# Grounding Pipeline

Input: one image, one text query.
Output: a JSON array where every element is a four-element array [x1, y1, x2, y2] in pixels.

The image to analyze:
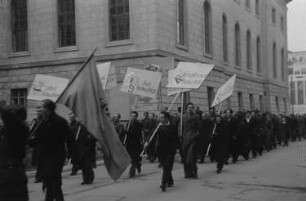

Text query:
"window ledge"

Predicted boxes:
[[105, 40, 133, 48], [176, 44, 188, 51], [203, 53, 213, 59], [223, 61, 229, 66], [245, 7, 251, 12], [235, 66, 242, 70], [9, 51, 30, 58], [256, 72, 262, 76], [55, 46, 78, 53], [247, 69, 252, 73]]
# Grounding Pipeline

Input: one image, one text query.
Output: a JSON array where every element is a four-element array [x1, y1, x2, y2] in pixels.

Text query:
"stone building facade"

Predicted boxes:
[[0, 0, 291, 120]]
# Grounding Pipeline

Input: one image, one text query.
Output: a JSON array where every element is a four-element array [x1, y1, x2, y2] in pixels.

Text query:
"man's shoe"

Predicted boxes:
[[167, 183, 174, 187], [34, 179, 42, 183], [216, 169, 222, 174], [81, 181, 93, 185], [70, 172, 77, 176], [160, 184, 166, 192], [136, 166, 141, 174]]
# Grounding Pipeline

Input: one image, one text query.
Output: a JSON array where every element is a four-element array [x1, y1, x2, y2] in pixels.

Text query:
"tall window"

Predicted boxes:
[[11, 0, 28, 52], [272, 8, 276, 24], [255, 0, 260, 16], [281, 48, 285, 81], [238, 92, 243, 111], [249, 94, 254, 110], [290, 79, 296, 105], [283, 98, 287, 114], [256, 36, 261, 72], [273, 42, 277, 78], [275, 96, 279, 113], [246, 0, 250, 9], [246, 30, 252, 70], [109, 0, 130, 41], [222, 14, 228, 62], [177, 0, 185, 46], [204, 1, 212, 54], [58, 0, 76, 47], [235, 23, 241, 66], [11, 89, 27, 108], [207, 87, 214, 109], [280, 16, 284, 32], [259, 95, 264, 112]]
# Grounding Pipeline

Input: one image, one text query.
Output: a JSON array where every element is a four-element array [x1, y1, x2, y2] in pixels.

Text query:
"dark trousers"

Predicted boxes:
[[45, 181, 64, 201], [161, 154, 174, 185], [35, 165, 42, 181], [82, 167, 94, 183]]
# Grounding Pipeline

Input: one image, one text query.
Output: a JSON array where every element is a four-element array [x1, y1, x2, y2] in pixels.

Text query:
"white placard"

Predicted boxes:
[[211, 74, 237, 107], [27, 74, 69, 102], [167, 62, 214, 89], [167, 69, 191, 96], [121, 68, 162, 99]]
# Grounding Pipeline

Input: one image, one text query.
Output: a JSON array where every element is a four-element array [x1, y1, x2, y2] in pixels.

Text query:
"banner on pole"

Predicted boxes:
[[27, 74, 69, 102], [167, 62, 214, 89], [211, 74, 237, 107], [96, 62, 117, 90], [167, 69, 191, 96], [121, 67, 162, 99]]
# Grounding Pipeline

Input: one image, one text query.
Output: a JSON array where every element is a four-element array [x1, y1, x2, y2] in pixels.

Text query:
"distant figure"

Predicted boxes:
[[113, 113, 125, 143], [69, 112, 97, 185], [0, 105, 29, 200]]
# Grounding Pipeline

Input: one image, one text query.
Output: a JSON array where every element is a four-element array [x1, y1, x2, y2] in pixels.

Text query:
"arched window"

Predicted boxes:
[[246, 30, 252, 70], [281, 48, 285, 81], [204, 0, 212, 54], [256, 36, 261, 72], [222, 14, 228, 62], [273, 42, 277, 78], [255, 0, 260, 16], [177, 0, 185, 45], [235, 23, 241, 66]]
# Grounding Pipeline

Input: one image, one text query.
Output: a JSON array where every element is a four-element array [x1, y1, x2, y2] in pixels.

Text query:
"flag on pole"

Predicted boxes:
[[211, 74, 236, 108], [57, 50, 131, 181]]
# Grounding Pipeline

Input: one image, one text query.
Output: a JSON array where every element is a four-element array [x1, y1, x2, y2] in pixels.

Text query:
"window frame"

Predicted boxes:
[[235, 22, 241, 67], [246, 30, 252, 70], [222, 14, 228, 63], [203, 0, 212, 56], [10, 88, 28, 108]]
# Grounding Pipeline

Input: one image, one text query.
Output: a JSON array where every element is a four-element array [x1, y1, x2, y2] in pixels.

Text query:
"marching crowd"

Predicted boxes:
[[0, 100, 305, 200]]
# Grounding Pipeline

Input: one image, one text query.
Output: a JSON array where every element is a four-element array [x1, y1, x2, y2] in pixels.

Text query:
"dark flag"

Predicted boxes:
[[57, 50, 131, 180]]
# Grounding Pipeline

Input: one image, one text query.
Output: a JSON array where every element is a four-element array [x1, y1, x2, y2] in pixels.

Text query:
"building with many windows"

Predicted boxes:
[[0, 0, 292, 120]]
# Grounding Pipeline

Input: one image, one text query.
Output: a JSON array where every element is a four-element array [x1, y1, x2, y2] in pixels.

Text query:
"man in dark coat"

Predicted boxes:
[[180, 103, 201, 179], [211, 115, 228, 173], [144, 113, 158, 163], [30, 106, 44, 183], [112, 113, 125, 143], [69, 112, 97, 185], [224, 109, 239, 163], [155, 112, 178, 192], [29, 99, 74, 201], [125, 111, 143, 178], [0, 105, 29, 201]]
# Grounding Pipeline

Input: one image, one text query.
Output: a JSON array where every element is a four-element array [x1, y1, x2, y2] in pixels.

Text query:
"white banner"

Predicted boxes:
[[27, 74, 70, 102], [167, 62, 214, 89], [167, 69, 191, 96], [121, 68, 162, 98], [96, 62, 117, 90], [211, 74, 237, 107]]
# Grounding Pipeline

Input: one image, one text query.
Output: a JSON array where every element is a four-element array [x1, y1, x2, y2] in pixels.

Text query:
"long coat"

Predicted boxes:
[[69, 121, 96, 169], [125, 120, 143, 162], [0, 114, 29, 200], [180, 114, 201, 165], [211, 121, 228, 162], [32, 112, 74, 186]]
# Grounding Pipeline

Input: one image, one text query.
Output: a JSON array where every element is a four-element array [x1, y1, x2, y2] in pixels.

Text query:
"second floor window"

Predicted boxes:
[[256, 36, 261, 72], [246, 30, 252, 70], [58, 0, 76, 47], [255, 0, 260, 16], [204, 0, 212, 54], [11, 0, 28, 52], [235, 23, 241, 66], [177, 0, 185, 46], [109, 0, 130, 41], [222, 14, 228, 62], [272, 8, 276, 24], [273, 42, 277, 78]]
